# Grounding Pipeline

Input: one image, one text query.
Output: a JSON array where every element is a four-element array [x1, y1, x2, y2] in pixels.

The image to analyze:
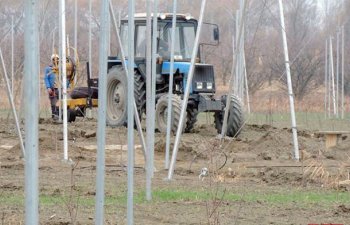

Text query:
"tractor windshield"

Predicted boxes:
[[120, 20, 197, 61]]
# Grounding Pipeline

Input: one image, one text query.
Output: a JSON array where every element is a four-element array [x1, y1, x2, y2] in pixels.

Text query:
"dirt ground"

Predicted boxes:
[[1, 117, 350, 225]]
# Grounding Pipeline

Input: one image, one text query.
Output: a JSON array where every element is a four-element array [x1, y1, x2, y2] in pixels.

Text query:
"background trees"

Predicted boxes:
[[0, 0, 349, 105]]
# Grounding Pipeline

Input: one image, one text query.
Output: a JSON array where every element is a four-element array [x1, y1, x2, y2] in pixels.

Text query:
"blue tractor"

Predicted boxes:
[[106, 13, 244, 137]]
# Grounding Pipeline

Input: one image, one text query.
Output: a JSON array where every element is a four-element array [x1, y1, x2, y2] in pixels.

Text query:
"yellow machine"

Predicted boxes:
[[56, 50, 99, 122]]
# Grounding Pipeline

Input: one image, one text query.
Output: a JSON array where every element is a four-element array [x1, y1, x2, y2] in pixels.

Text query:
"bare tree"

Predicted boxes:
[[257, 0, 324, 100]]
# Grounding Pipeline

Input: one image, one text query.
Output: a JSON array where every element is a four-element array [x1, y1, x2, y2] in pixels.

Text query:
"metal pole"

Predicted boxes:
[[229, 35, 236, 102], [24, 0, 39, 223], [330, 36, 337, 116], [11, 15, 14, 96], [165, 0, 178, 170], [278, 0, 299, 160], [168, 0, 207, 180], [238, 11, 243, 99], [60, 0, 69, 161], [52, 27, 57, 53], [229, 33, 236, 96], [150, 0, 158, 177], [328, 37, 331, 117], [325, 39, 328, 118], [94, 0, 109, 223], [341, 25, 345, 119], [107, 9, 111, 56], [233, 11, 240, 96], [108, 0, 147, 162], [241, 31, 245, 99], [0, 49, 25, 157], [58, 1, 62, 123], [221, 0, 247, 138], [67, 35, 70, 57], [127, 0, 135, 223], [86, 0, 93, 119], [336, 29, 340, 117], [240, 5, 245, 100], [74, 0, 78, 85], [145, 0, 153, 201], [118, 10, 121, 28], [89, 0, 92, 77], [243, 47, 250, 113]]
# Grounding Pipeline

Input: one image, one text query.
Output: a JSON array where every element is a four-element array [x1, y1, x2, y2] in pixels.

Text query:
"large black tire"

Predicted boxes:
[[185, 107, 198, 133], [106, 66, 146, 127], [67, 109, 76, 122], [155, 94, 186, 134], [214, 95, 244, 137], [57, 108, 76, 122], [134, 71, 146, 116], [106, 66, 128, 127], [71, 87, 98, 99]]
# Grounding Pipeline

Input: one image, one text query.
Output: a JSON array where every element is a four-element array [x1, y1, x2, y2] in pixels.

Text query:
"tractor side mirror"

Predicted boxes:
[[213, 27, 219, 41], [202, 22, 220, 46]]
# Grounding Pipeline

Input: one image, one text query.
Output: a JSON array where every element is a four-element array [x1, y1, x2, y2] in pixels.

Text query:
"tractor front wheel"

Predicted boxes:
[[155, 94, 186, 134], [214, 95, 244, 137], [185, 106, 198, 133]]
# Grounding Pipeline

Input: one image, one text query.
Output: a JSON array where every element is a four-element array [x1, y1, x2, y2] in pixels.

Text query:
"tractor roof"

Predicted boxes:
[[124, 13, 196, 21]]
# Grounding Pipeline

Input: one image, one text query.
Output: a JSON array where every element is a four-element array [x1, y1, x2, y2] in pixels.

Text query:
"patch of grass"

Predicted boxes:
[[148, 189, 350, 206], [138, 189, 211, 203], [235, 191, 350, 206], [244, 112, 350, 131], [1, 189, 349, 207]]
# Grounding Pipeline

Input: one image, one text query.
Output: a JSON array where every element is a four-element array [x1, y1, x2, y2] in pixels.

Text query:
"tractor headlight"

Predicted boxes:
[[206, 82, 213, 90], [185, 14, 192, 20], [174, 55, 183, 60], [196, 82, 203, 89], [160, 14, 166, 20]]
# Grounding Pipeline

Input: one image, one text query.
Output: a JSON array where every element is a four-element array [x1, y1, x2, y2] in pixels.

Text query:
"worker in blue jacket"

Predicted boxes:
[[44, 54, 60, 120]]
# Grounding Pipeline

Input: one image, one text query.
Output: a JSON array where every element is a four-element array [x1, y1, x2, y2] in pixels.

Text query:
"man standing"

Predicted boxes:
[[44, 54, 60, 120]]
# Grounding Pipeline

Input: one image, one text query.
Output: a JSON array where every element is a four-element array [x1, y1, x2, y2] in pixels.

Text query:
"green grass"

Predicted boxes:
[[247, 112, 350, 131], [2, 188, 349, 207]]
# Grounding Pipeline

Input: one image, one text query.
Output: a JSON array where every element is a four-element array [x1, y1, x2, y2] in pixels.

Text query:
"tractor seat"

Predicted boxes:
[[70, 87, 98, 99]]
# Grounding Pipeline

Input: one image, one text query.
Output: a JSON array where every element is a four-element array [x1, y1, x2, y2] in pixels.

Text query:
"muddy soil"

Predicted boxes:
[[1, 118, 350, 224]]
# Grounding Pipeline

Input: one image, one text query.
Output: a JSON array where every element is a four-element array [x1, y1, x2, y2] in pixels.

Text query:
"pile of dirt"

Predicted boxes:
[[256, 167, 303, 185], [154, 132, 211, 160], [334, 205, 350, 216], [223, 125, 328, 162], [3, 119, 350, 188]]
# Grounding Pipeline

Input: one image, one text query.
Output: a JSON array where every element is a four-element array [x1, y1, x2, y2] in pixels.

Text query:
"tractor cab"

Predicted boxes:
[[120, 13, 199, 62], [109, 13, 219, 97]]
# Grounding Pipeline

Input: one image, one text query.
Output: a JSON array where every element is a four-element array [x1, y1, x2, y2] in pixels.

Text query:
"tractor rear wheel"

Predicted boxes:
[[106, 66, 128, 127], [214, 95, 244, 137], [185, 107, 198, 133], [155, 94, 186, 134], [106, 66, 146, 127]]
